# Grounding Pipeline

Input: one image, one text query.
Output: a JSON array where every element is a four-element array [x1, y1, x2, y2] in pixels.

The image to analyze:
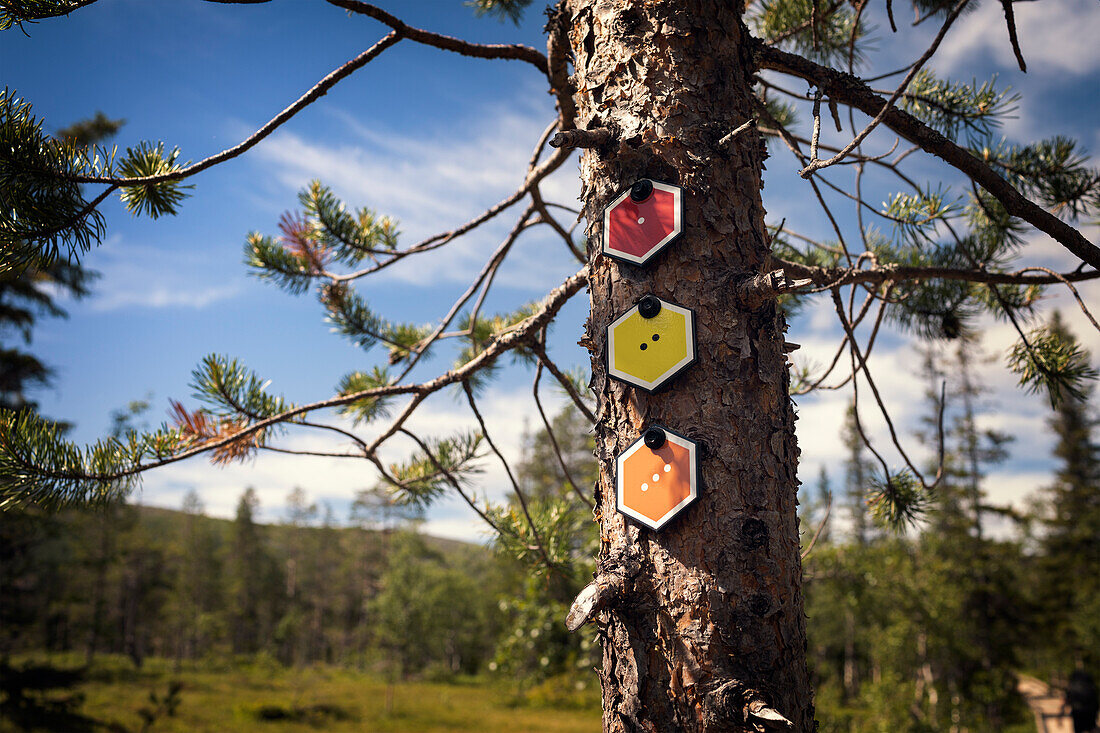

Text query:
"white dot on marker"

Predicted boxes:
[[664, 464, 672, 473], [652, 473, 660, 482], [641, 483, 649, 492], [637, 217, 645, 224]]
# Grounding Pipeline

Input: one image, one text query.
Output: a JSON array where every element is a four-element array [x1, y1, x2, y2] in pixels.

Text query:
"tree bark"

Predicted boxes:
[[565, 1, 814, 730]]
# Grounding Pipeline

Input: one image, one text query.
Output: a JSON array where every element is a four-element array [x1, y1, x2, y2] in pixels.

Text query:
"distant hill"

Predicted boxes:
[[130, 502, 485, 558]]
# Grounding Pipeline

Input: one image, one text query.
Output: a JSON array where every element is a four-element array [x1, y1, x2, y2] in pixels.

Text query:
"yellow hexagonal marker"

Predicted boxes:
[[607, 296, 696, 392]]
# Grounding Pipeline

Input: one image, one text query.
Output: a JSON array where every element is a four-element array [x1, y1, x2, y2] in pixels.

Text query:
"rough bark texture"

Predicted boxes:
[[564, 1, 814, 730]]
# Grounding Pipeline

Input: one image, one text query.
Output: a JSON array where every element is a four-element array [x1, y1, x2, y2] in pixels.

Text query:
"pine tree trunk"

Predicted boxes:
[[565, 1, 814, 729]]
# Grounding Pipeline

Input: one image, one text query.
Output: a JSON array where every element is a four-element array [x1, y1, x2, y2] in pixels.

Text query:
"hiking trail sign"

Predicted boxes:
[[616, 426, 698, 531], [602, 179, 683, 266], [606, 295, 696, 392]]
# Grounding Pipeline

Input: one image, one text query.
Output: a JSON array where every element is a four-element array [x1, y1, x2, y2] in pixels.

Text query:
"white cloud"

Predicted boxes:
[[79, 235, 242, 312], [936, 0, 1100, 76], [91, 284, 241, 311], [983, 470, 1049, 508]]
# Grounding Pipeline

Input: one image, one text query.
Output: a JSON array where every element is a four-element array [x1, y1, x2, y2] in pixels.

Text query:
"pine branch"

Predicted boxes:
[[755, 42, 1100, 270], [1008, 326, 1099, 408], [5, 34, 402, 270], [0, 91, 109, 269], [892, 71, 1017, 141], [335, 367, 394, 425], [771, 256, 1099, 290], [0, 0, 98, 30], [189, 354, 292, 422], [466, 0, 533, 25], [752, 0, 863, 66], [387, 429, 484, 509], [71, 32, 401, 189], [324, 0, 547, 74], [868, 469, 929, 529], [116, 142, 193, 218], [0, 409, 183, 511], [0, 265, 588, 501]]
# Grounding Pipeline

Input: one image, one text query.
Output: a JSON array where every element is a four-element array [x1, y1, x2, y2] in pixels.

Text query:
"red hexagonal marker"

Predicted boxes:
[[602, 179, 683, 266], [616, 426, 698, 531]]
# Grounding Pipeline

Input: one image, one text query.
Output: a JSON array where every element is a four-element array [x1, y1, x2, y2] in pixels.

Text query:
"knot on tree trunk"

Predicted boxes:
[[549, 127, 612, 150], [703, 678, 795, 731], [565, 550, 642, 631], [734, 269, 813, 309]]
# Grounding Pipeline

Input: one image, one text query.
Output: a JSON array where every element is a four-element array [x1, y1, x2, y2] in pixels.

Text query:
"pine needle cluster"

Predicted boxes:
[[751, 0, 866, 66], [1, 92, 190, 271], [384, 432, 483, 508]]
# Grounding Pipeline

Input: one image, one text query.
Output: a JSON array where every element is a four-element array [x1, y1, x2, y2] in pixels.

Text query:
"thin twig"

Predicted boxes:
[[527, 339, 597, 425], [334, 147, 570, 285], [74, 33, 401, 187], [1015, 267, 1100, 334], [462, 381, 555, 570], [399, 428, 516, 540], [801, 490, 832, 560], [998, 0, 1027, 72], [832, 289, 940, 488], [720, 118, 757, 147], [799, 0, 971, 177], [259, 445, 363, 459], [325, 0, 547, 73], [395, 204, 538, 383], [533, 330, 594, 509], [753, 96, 854, 264], [532, 186, 585, 263]]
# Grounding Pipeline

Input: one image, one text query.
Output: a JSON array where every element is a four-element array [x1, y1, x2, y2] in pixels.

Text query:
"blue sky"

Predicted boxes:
[[4, 0, 1098, 539]]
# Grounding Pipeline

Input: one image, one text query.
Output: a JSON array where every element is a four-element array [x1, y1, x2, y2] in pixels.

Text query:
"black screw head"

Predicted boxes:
[[630, 179, 653, 202], [638, 295, 661, 319], [643, 427, 666, 450]]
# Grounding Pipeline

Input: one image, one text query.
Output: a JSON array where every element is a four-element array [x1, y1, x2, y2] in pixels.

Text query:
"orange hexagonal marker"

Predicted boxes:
[[616, 426, 698, 531], [602, 179, 683, 266], [607, 295, 697, 392]]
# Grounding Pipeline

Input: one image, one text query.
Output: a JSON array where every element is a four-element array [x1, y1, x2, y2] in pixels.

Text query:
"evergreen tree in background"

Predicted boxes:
[[1038, 312, 1100, 673], [494, 404, 598, 685], [0, 114, 118, 414], [841, 403, 873, 546], [168, 490, 225, 664], [2, 0, 1099, 727], [228, 488, 279, 656]]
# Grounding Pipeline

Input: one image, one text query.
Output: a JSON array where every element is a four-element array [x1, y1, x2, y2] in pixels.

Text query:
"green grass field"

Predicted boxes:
[[1, 655, 601, 732]]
